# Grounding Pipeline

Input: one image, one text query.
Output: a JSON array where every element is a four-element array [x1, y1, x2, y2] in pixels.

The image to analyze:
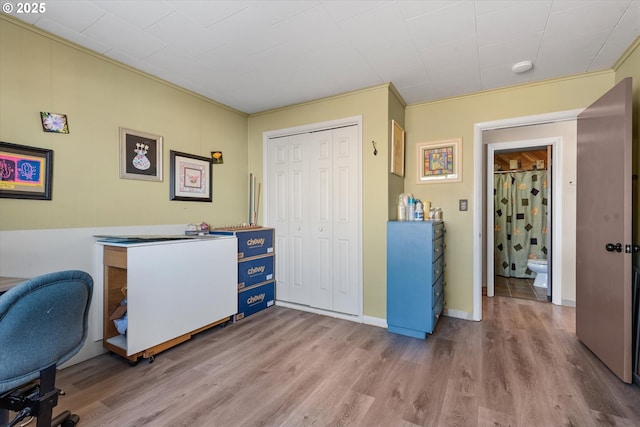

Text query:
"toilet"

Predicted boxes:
[[527, 259, 548, 288]]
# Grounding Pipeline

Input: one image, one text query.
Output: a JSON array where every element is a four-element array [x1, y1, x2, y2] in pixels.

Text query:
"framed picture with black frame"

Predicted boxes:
[[169, 150, 213, 202], [119, 127, 163, 182], [0, 141, 53, 200]]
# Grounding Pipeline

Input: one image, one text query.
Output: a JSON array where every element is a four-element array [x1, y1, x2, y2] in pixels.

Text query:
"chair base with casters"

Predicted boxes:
[[0, 270, 93, 427], [0, 364, 79, 427]]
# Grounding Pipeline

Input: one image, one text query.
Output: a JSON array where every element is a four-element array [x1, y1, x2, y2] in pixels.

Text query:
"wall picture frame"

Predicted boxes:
[[390, 120, 405, 177], [170, 150, 212, 202], [0, 141, 53, 200], [119, 127, 163, 182], [417, 138, 462, 184], [40, 112, 69, 134]]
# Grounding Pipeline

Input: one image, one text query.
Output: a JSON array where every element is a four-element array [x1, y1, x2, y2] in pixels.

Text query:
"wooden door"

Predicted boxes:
[[576, 77, 633, 383]]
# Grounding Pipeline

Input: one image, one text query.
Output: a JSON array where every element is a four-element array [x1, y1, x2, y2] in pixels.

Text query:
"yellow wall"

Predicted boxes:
[[4, 12, 638, 320], [248, 85, 391, 318], [0, 16, 249, 230], [388, 85, 406, 220], [405, 72, 615, 314]]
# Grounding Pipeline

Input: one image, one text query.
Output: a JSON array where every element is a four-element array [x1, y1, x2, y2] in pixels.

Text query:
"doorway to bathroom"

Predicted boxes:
[[491, 146, 551, 303], [485, 135, 563, 304]]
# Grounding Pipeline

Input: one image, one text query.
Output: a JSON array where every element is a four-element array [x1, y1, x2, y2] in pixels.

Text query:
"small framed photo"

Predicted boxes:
[[390, 120, 405, 177], [119, 127, 163, 182], [211, 151, 223, 164], [170, 150, 212, 202], [417, 138, 462, 184], [40, 112, 69, 134], [0, 141, 53, 200]]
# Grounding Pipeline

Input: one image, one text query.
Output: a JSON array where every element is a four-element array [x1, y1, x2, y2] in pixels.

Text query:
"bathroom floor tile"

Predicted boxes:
[[495, 276, 548, 303]]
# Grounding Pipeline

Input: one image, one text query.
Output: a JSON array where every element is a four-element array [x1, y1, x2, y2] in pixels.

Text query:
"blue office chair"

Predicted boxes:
[[0, 270, 93, 427]]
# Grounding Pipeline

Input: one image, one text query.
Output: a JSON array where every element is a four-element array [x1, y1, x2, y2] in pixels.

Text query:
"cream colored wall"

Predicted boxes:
[[405, 72, 615, 314], [0, 16, 249, 231], [388, 86, 406, 220], [248, 85, 390, 319], [484, 121, 577, 302]]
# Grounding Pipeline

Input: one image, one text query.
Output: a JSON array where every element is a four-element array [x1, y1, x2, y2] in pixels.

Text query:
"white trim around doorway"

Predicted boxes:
[[472, 109, 583, 321], [486, 137, 560, 303]]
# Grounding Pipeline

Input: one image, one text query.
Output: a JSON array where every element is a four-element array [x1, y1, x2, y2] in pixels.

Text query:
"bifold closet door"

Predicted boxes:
[[267, 134, 311, 307], [268, 125, 359, 315], [307, 127, 359, 314]]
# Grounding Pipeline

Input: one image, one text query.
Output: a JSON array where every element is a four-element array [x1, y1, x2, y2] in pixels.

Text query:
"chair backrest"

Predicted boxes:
[[0, 270, 93, 393]]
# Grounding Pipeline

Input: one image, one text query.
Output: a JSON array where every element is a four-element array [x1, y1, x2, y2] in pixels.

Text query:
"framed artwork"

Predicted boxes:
[[211, 151, 224, 164], [40, 112, 69, 134], [170, 150, 212, 202], [390, 120, 405, 177], [416, 138, 462, 184], [119, 127, 163, 181], [0, 141, 53, 200]]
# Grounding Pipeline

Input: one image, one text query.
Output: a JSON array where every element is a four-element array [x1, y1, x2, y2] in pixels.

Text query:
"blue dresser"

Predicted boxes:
[[387, 220, 445, 339]]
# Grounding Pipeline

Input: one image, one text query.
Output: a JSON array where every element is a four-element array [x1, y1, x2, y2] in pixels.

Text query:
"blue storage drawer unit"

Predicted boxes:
[[235, 281, 275, 321], [238, 255, 274, 289], [387, 220, 445, 339]]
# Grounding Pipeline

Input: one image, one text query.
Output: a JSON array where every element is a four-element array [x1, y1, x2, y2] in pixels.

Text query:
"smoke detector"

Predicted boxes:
[[512, 60, 534, 73]]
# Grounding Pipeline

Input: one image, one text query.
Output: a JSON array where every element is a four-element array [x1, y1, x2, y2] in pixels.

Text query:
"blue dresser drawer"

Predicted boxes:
[[433, 293, 444, 329], [433, 255, 444, 282], [433, 276, 444, 308], [433, 236, 444, 261]]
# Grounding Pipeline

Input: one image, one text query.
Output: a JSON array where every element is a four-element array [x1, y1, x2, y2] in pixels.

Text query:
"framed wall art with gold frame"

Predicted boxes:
[[390, 120, 405, 177]]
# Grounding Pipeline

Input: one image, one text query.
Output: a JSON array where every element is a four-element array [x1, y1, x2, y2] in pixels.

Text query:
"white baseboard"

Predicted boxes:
[[561, 299, 576, 307], [362, 315, 387, 329], [443, 308, 475, 320], [275, 301, 386, 328]]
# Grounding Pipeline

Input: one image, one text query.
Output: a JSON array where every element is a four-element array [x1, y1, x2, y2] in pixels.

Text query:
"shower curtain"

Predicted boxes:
[[494, 171, 548, 278]]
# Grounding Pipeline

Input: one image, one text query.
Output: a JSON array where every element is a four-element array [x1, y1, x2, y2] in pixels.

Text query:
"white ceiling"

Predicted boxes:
[[7, 0, 640, 114]]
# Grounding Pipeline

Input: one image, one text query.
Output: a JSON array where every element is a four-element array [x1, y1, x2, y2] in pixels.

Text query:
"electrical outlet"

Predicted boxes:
[[459, 199, 468, 211]]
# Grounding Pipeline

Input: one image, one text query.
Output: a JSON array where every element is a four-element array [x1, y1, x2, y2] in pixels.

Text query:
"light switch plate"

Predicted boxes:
[[459, 199, 468, 211]]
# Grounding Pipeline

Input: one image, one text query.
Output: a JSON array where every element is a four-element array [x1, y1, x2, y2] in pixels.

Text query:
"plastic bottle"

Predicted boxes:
[[407, 197, 415, 221], [415, 200, 424, 221], [397, 195, 406, 221]]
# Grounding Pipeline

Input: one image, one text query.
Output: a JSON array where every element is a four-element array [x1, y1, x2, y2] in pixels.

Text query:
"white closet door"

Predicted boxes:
[[308, 129, 334, 310], [288, 134, 311, 306], [330, 126, 360, 315], [267, 123, 360, 316], [267, 137, 291, 302]]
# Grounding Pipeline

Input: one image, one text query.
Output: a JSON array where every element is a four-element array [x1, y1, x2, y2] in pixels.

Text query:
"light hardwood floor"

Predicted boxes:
[[44, 297, 640, 426]]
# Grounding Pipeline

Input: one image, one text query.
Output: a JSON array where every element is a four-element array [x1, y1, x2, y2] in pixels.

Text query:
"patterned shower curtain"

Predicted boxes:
[[494, 171, 548, 278]]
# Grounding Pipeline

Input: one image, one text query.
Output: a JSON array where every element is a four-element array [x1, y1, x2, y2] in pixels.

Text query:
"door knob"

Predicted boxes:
[[605, 243, 622, 253]]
